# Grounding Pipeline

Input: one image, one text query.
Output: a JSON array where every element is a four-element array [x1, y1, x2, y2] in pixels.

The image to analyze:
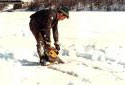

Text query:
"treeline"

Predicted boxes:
[[28, 0, 125, 11], [1, 0, 125, 11]]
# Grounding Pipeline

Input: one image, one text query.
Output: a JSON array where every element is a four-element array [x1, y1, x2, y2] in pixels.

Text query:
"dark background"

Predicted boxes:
[[0, 0, 125, 11]]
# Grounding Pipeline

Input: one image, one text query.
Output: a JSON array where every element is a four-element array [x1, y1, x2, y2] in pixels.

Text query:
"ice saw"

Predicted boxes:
[[44, 47, 64, 64]]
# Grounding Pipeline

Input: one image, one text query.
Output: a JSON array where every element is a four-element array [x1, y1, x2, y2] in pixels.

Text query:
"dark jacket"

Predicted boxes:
[[30, 9, 59, 43]]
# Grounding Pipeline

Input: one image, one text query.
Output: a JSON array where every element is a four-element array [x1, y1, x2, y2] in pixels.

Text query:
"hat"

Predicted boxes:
[[59, 6, 69, 18]]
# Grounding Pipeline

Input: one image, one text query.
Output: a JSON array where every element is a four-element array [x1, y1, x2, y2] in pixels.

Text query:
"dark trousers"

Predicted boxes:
[[29, 19, 46, 60]]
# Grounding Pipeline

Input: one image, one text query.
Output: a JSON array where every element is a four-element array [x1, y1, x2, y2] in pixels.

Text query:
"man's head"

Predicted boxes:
[[57, 6, 69, 20]]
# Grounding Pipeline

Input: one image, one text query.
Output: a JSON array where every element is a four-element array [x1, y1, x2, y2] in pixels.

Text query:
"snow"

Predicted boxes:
[[0, 11, 125, 85]]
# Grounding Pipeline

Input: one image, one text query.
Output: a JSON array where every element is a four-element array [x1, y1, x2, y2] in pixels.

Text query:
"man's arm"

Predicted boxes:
[[52, 22, 60, 50], [52, 22, 59, 43]]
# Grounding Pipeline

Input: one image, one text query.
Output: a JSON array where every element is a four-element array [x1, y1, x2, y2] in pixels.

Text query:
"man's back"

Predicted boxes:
[[30, 9, 51, 19], [30, 9, 57, 30]]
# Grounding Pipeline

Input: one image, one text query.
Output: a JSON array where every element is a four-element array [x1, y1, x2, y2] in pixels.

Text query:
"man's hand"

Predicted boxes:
[[54, 42, 60, 51]]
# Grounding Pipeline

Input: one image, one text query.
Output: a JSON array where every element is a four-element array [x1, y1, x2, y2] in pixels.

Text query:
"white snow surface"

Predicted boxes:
[[0, 11, 125, 85]]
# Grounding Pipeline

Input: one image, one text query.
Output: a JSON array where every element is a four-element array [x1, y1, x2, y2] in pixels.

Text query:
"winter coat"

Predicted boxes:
[[29, 9, 59, 43]]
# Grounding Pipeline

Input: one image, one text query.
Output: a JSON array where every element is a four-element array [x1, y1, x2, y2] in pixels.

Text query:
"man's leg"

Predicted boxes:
[[36, 33, 45, 61], [34, 32, 50, 65], [29, 20, 45, 62]]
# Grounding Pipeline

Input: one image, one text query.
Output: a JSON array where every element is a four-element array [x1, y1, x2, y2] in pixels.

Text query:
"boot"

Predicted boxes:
[[40, 59, 51, 66], [36, 43, 45, 61]]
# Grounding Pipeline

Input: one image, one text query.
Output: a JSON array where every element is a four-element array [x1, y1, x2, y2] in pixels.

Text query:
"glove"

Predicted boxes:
[[54, 42, 60, 51]]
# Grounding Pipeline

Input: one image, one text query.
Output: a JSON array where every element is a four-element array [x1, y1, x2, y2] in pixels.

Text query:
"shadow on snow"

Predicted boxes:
[[18, 59, 41, 66]]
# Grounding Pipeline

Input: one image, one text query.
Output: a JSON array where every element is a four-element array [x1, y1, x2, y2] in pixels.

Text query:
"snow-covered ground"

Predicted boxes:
[[0, 11, 125, 85]]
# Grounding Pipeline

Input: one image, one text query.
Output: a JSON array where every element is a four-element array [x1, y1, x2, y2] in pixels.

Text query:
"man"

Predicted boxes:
[[29, 7, 69, 65]]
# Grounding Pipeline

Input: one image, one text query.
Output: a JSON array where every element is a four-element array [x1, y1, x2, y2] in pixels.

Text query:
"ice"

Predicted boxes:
[[0, 11, 125, 85]]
